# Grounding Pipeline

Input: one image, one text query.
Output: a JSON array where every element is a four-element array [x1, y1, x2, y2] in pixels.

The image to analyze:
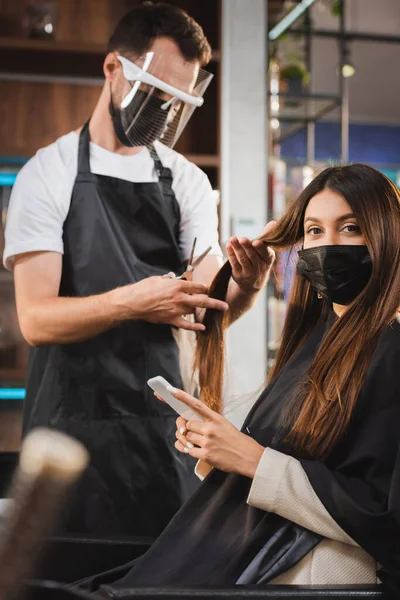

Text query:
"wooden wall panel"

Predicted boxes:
[[0, 0, 219, 49], [0, 81, 101, 156], [0, 0, 24, 36], [56, 0, 110, 44], [0, 0, 141, 44], [0, 409, 22, 451]]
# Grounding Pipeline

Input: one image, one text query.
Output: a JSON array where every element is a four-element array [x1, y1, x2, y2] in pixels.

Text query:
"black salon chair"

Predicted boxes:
[[35, 535, 153, 583], [0, 451, 19, 497], [31, 537, 390, 599], [0, 455, 392, 599], [25, 582, 388, 600]]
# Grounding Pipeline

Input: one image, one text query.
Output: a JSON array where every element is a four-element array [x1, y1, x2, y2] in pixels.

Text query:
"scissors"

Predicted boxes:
[[166, 238, 212, 281]]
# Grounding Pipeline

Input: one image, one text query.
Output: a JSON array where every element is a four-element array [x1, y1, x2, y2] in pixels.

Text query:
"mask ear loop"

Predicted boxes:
[[109, 81, 116, 117], [109, 78, 135, 114]]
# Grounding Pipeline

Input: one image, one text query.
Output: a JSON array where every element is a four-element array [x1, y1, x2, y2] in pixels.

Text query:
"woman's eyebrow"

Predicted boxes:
[[304, 213, 356, 225], [336, 213, 356, 222], [304, 216, 322, 225]]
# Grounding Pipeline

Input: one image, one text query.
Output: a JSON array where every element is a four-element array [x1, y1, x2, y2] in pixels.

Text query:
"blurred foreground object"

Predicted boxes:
[[0, 429, 89, 600]]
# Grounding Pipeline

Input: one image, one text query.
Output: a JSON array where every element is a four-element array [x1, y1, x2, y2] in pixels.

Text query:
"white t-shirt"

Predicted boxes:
[[3, 132, 222, 270]]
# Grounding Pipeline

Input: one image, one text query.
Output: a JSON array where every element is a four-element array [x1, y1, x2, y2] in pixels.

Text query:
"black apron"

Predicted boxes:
[[23, 122, 199, 538]]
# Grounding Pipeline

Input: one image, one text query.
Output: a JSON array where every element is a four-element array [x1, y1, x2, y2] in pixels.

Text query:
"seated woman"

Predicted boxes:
[[81, 163, 400, 595]]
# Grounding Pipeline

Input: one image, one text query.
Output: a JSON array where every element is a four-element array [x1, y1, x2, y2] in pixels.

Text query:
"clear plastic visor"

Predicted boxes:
[[116, 52, 213, 148]]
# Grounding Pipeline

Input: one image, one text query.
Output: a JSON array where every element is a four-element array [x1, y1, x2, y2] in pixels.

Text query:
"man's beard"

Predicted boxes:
[[109, 86, 169, 148]]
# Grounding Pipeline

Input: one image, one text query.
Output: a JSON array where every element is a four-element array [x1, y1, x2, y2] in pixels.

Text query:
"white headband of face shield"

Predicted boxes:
[[117, 55, 205, 110]]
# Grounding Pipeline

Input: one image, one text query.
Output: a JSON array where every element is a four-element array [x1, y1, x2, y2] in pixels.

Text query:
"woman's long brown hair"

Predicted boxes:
[[195, 164, 400, 459]]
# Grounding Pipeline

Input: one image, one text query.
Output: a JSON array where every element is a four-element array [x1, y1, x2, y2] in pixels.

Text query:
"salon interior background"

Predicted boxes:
[[0, 0, 399, 451]]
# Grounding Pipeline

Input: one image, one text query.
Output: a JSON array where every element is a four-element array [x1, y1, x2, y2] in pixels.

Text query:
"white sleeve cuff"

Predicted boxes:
[[247, 447, 358, 546], [247, 447, 289, 513], [194, 460, 213, 481], [3, 240, 64, 270]]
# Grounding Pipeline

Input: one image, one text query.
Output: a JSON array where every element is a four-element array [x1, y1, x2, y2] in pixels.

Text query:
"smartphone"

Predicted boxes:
[[147, 376, 203, 421]]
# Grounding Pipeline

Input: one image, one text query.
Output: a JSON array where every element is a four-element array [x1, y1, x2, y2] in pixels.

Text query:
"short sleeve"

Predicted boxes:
[[169, 159, 223, 261], [3, 147, 71, 270]]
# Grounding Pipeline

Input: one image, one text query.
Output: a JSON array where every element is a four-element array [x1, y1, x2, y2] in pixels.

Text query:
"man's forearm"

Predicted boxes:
[[18, 288, 130, 347], [17, 275, 226, 346]]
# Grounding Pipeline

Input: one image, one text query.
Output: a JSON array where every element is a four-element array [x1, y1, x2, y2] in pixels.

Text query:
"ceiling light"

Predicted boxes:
[[268, 0, 318, 41], [271, 99, 280, 113], [341, 62, 356, 78]]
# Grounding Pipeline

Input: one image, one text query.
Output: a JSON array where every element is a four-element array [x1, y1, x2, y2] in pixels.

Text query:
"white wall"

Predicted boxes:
[[220, 0, 268, 400]]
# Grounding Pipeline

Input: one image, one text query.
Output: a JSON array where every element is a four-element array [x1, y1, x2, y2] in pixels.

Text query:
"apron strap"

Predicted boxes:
[[148, 144, 181, 247], [148, 144, 174, 202], [77, 121, 92, 174]]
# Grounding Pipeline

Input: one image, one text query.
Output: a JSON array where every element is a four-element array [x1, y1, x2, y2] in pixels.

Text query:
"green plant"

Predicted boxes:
[[280, 61, 310, 84], [331, 0, 342, 17]]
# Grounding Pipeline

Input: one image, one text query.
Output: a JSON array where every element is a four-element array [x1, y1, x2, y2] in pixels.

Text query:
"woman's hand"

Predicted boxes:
[[169, 387, 265, 479], [226, 221, 277, 295]]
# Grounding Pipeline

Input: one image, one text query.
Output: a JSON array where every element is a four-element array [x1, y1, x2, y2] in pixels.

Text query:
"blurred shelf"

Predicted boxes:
[[0, 37, 105, 53], [184, 154, 220, 167], [0, 37, 221, 60], [269, 92, 341, 143], [0, 71, 104, 86], [0, 369, 26, 380], [269, 92, 340, 121], [0, 37, 220, 81]]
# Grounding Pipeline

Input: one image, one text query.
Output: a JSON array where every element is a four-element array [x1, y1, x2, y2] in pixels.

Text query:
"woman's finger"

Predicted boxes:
[[263, 220, 278, 236], [175, 428, 189, 447], [226, 242, 241, 270], [186, 419, 208, 434], [165, 386, 219, 422], [175, 440, 203, 461], [175, 440, 188, 454], [175, 428, 205, 451], [239, 242, 262, 267], [176, 416, 187, 435], [252, 240, 276, 265], [185, 431, 204, 447], [230, 237, 252, 268]]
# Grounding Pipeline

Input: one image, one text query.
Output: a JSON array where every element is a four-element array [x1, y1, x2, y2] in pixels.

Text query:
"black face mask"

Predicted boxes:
[[109, 88, 169, 147], [296, 245, 372, 305]]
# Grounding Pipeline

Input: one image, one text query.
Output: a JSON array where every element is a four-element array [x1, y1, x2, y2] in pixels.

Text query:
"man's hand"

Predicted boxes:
[[111, 276, 229, 332], [226, 221, 276, 295], [13, 251, 228, 346]]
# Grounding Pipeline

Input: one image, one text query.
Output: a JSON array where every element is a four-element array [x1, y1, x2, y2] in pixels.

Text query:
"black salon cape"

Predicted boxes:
[[80, 314, 400, 595]]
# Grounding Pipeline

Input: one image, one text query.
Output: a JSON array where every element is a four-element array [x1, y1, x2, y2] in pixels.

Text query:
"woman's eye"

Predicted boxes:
[[307, 226, 322, 235], [342, 224, 361, 234]]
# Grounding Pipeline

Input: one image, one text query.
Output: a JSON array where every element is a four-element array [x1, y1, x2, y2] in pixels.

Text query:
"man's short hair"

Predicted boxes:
[[108, 1, 212, 67]]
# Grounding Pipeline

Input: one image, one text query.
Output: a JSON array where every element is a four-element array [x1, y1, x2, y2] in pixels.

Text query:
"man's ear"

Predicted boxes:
[[103, 52, 121, 81]]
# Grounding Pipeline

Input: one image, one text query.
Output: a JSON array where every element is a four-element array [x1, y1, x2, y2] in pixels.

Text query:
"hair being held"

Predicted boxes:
[[195, 164, 400, 459]]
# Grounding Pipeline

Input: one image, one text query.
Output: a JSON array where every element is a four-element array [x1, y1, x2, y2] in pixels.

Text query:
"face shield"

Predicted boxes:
[[114, 53, 213, 148]]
